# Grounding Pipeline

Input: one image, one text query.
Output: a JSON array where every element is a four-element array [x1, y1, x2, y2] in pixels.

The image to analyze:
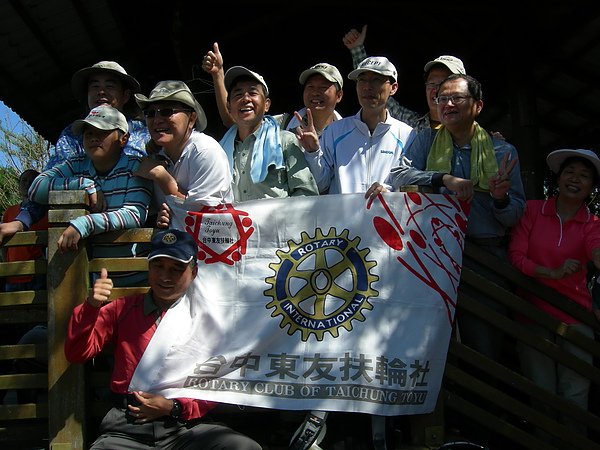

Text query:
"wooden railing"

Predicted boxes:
[[0, 191, 599, 449]]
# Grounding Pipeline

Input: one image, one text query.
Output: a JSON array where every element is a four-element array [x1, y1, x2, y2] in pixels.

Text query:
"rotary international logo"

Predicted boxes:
[[264, 227, 379, 341]]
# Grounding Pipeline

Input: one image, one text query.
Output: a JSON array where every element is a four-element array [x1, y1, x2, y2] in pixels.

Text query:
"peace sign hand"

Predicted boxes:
[[489, 152, 518, 200], [294, 108, 319, 152]]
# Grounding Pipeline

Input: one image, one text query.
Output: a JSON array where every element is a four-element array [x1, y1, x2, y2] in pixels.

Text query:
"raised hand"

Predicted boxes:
[[88, 268, 113, 307], [294, 108, 319, 152], [489, 152, 518, 200], [342, 24, 368, 50], [202, 42, 224, 75]]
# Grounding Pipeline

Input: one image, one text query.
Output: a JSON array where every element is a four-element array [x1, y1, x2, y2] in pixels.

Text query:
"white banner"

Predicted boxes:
[[130, 192, 468, 416]]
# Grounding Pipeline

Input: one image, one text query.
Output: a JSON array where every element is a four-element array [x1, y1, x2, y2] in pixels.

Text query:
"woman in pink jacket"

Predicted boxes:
[[508, 148, 600, 438]]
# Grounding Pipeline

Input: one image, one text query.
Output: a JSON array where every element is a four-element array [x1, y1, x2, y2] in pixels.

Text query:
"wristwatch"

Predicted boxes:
[[170, 398, 182, 419]]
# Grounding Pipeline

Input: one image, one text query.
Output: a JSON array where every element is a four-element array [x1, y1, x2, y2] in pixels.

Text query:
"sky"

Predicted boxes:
[[0, 100, 36, 167]]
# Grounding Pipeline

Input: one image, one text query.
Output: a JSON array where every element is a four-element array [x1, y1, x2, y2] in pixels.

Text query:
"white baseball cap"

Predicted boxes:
[[348, 56, 398, 82], [423, 55, 466, 75]]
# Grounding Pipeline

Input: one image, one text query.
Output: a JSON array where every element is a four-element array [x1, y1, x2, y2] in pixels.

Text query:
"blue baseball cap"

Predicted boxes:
[[148, 229, 198, 263]]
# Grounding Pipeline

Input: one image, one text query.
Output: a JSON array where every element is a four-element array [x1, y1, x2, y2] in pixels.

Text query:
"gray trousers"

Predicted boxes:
[[517, 322, 593, 437], [90, 406, 262, 450]]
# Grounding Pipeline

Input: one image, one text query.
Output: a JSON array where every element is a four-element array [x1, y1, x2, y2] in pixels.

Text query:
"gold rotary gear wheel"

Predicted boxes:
[[264, 227, 379, 341]]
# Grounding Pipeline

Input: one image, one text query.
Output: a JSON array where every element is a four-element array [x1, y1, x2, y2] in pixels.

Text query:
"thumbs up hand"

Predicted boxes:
[[88, 268, 113, 308]]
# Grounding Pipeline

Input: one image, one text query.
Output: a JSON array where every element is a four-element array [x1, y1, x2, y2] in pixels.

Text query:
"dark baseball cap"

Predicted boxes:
[[148, 229, 198, 264]]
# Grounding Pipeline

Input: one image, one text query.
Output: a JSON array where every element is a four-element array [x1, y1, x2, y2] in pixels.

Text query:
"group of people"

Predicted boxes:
[[0, 23, 599, 449]]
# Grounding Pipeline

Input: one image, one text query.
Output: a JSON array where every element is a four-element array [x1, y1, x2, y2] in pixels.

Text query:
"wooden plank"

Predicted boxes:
[[48, 209, 88, 223], [463, 242, 600, 330], [47, 224, 87, 448], [0, 259, 47, 277], [88, 257, 148, 272], [458, 273, 600, 358], [0, 230, 48, 247], [0, 343, 46, 361], [0, 420, 48, 441], [458, 292, 600, 379], [0, 290, 46, 307], [0, 310, 46, 324], [0, 402, 48, 420], [49, 190, 88, 206], [444, 364, 600, 450], [0, 373, 46, 390], [109, 286, 149, 299], [92, 227, 154, 244], [448, 340, 600, 434], [443, 389, 559, 450]]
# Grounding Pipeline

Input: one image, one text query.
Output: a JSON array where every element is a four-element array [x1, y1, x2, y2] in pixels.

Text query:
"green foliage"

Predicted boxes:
[[0, 110, 51, 216], [0, 166, 20, 216]]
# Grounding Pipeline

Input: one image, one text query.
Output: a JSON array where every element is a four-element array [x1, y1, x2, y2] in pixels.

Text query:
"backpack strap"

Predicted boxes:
[[289, 410, 328, 450], [371, 415, 388, 450]]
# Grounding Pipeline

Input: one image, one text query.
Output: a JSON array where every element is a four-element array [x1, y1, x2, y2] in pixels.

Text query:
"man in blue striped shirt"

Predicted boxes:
[[28, 105, 153, 286]]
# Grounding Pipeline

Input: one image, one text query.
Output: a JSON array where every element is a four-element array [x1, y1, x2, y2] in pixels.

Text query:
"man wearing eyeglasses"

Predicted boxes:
[[133, 80, 234, 212], [343, 25, 466, 132], [366, 74, 526, 363]]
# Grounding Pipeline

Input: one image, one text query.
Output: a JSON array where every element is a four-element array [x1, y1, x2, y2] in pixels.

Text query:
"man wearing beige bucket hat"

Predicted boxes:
[[134, 80, 233, 212], [0, 61, 152, 243], [50, 60, 150, 170]]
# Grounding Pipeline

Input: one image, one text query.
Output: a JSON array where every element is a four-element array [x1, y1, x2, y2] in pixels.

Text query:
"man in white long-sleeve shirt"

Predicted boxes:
[[292, 56, 414, 450], [295, 56, 414, 194]]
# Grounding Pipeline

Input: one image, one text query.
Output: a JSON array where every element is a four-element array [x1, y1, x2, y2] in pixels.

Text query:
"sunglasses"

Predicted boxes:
[[143, 108, 193, 119]]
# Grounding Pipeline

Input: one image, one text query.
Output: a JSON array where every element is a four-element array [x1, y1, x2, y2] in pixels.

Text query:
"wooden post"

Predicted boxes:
[[46, 191, 90, 449]]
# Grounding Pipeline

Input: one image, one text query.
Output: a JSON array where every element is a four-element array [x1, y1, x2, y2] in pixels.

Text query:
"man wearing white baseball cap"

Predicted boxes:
[[296, 55, 414, 195], [28, 104, 153, 283], [343, 25, 466, 132], [279, 62, 344, 136]]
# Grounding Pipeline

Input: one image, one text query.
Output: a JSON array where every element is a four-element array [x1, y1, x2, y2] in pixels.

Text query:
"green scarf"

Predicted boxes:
[[426, 122, 498, 191]]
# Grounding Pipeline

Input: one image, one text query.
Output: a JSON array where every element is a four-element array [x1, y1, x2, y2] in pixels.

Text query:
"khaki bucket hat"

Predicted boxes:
[[134, 80, 208, 132]]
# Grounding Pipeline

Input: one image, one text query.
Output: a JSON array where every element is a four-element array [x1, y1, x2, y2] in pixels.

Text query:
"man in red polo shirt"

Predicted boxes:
[[65, 229, 261, 449]]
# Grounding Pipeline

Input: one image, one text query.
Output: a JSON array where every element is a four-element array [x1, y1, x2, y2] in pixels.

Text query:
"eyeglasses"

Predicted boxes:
[[143, 108, 193, 118], [434, 95, 471, 105]]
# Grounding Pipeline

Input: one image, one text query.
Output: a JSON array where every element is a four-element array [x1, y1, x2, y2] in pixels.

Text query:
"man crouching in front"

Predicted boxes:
[[65, 228, 262, 449]]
